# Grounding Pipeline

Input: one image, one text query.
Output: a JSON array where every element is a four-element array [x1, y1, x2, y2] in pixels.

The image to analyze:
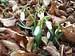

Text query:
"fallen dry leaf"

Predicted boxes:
[[0, 17, 16, 27], [26, 36, 34, 52], [0, 40, 20, 51], [49, 0, 57, 15], [18, 0, 27, 5], [43, 46, 60, 56], [0, 28, 28, 48], [10, 50, 38, 56], [0, 42, 8, 56], [62, 23, 75, 42], [25, 16, 34, 26]]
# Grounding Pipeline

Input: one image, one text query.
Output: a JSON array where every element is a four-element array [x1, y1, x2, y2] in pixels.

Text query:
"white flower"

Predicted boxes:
[[46, 21, 52, 30], [34, 26, 41, 36], [38, 12, 44, 19], [47, 31, 51, 39], [43, 0, 51, 7], [20, 12, 25, 21]]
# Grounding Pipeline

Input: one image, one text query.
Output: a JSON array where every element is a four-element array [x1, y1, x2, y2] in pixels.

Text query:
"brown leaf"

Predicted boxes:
[[43, 46, 60, 56], [0, 28, 28, 48], [31, 0, 38, 5], [62, 24, 75, 42], [25, 16, 33, 26], [26, 36, 34, 52], [18, 0, 27, 5], [8, 26, 22, 33], [0, 42, 8, 56], [49, 0, 57, 15], [0, 40, 20, 51], [0, 17, 16, 27], [56, 10, 67, 17], [66, 15, 75, 24], [10, 50, 38, 56], [50, 15, 66, 23]]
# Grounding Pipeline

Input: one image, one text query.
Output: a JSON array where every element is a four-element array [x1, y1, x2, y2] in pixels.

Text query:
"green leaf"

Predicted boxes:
[[17, 20, 31, 29], [34, 26, 42, 48], [33, 14, 36, 32], [44, 16, 50, 21], [0, 0, 8, 6], [35, 33, 42, 47], [33, 17, 44, 48], [48, 29, 54, 42]]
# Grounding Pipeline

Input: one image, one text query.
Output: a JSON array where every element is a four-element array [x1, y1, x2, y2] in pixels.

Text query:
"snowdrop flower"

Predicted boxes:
[[38, 12, 44, 19], [46, 21, 52, 30], [34, 26, 41, 36], [47, 31, 51, 39], [20, 12, 25, 21]]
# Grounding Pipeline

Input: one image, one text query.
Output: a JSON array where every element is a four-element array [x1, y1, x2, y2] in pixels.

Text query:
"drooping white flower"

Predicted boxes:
[[34, 26, 41, 36], [38, 12, 44, 19], [46, 21, 52, 30], [47, 31, 51, 39], [20, 12, 25, 21]]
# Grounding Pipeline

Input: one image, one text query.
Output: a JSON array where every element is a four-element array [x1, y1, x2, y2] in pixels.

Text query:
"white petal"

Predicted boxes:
[[34, 26, 41, 36], [20, 12, 25, 21], [46, 21, 52, 30], [38, 13, 44, 19], [47, 31, 50, 39]]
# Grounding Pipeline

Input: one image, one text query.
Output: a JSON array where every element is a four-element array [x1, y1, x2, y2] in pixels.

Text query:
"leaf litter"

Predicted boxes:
[[0, 0, 75, 56]]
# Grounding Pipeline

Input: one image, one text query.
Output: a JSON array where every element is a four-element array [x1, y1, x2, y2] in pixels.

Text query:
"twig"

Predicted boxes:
[[60, 44, 64, 56]]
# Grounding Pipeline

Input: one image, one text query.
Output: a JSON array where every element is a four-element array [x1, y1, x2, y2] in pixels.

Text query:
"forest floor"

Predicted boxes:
[[0, 0, 75, 56]]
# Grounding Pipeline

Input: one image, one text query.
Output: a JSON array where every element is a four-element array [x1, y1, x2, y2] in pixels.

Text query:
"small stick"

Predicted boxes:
[[60, 44, 64, 56]]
